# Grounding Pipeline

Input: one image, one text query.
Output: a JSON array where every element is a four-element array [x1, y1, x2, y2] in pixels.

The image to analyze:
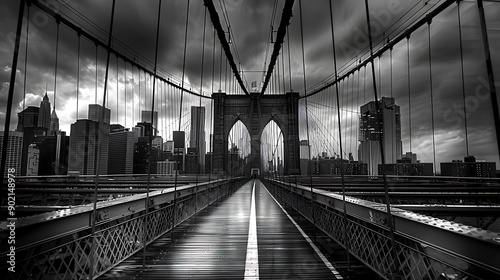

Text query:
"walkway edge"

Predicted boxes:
[[261, 182, 344, 279]]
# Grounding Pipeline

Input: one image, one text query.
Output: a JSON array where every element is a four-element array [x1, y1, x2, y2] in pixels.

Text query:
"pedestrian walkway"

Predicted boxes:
[[100, 179, 341, 279]]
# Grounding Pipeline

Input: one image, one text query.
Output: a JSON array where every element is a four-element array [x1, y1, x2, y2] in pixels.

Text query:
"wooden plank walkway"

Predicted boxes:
[[100, 179, 342, 279]]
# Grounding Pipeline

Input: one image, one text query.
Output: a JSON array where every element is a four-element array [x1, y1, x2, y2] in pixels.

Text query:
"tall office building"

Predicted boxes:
[[299, 140, 310, 175], [358, 97, 402, 175], [16, 106, 40, 132], [189, 106, 206, 173], [141, 111, 158, 129], [26, 144, 40, 176], [108, 127, 137, 174], [173, 131, 185, 172], [17, 106, 46, 175], [38, 93, 51, 130], [68, 105, 110, 175], [34, 132, 70, 175], [133, 136, 159, 174], [88, 104, 111, 125], [49, 109, 59, 134], [0, 131, 23, 176]]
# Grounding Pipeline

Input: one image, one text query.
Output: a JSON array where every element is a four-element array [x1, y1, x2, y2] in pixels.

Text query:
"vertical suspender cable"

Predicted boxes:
[[298, 0, 316, 242], [328, 0, 351, 270], [76, 32, 81, 119], [351, 74, 356, 154], [132, 65, 135, 124], [212, 29, 216, 93], [219, 46, 223, 91], [124, 62, 127, 127], [477, 0, 500, 164], [174, 0, 191, 239], [90, 0, 116, 278], [95, 42, 98, 104], [428, 21, 437, 175], [1, 0, 25, 181], [457, 1, 469, 156], [378, 56, 382, 96], [390, 46, 395, 163], [281, 48, 286, 93], [407, 36, 412, 153], [22, 4, 30, 112], [139, 70, 142, 115], [194, 6, 208, 221], [364, 0, 399, 277], [54, 19, 60, 111], [116, 57, 119, 123], [144, 0, 162, 266], [390, 47, 393, 98], [287, 26, 293, 91]]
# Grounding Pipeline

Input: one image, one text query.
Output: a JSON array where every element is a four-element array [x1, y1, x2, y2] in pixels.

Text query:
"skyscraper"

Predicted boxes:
[[38, 93, 51, 130], [16, 106, 40, 132], [49, 109, 59, 134], [141, 110, 158, 130], [34, 132, 70, 175], [358, 97, 402, 175], [108, 128, 137, 174], [88, 104, 111, 125], [299, 140, 310, 175], [0, 131, 23, 176], [68, 105, 110, 175], [17, 106, 46, 175], [189, 106, 206, 173]]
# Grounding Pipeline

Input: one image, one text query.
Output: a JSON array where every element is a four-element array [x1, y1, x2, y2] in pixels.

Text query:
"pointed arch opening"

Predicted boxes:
[[261, 120, 284, 178], [227, 120, 251, 176]]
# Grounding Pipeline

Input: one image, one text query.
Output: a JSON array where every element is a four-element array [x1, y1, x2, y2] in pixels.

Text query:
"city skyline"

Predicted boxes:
[[1, 1, 500, 168]]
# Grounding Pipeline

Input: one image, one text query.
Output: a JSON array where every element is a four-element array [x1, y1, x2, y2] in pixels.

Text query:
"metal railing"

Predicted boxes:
[[263, 178, 500, 280], [0, 177, 244, 279]]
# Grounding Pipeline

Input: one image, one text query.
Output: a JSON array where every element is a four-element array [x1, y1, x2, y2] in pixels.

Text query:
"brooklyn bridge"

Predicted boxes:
[[1, 0, 500, 279]]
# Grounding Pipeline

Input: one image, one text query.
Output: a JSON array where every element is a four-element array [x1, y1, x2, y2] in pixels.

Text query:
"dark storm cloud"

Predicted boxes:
[[1, 0, 500, 167]]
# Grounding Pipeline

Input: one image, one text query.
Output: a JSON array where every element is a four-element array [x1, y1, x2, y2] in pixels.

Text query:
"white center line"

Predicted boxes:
[[244, 181, 259, 279]]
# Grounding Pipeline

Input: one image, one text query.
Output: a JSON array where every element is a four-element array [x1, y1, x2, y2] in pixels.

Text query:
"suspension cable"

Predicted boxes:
[[143, 0, 163, 266], [116, 56, 119, 123], [259, 0, 295, 97], [76, 32, 81, 119], [53, 18, 60, 111], [1, 0, 26, 181], [298, 0, 316, 242], [302, 0, 456, 99], [197, 6, 208, 178], [178, 0, 190, 131], [95, 42, 98, 104], [124, 61, 127, 127], [407, 35, 412, 152], [90, 0, 116, 278], [22, 4, 30, 112], [204, 0, 249, 95], [428, 21, 437, 175], [173, 0, 191, 240], [477, 0, 500, 164], [364, 0, 399, 277], [457, 1, 469, 156], [287, 26, 293, 91]]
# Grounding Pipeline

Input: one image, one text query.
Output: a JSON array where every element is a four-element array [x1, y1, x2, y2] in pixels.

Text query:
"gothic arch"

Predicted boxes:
[[212, 92, 300, 175]]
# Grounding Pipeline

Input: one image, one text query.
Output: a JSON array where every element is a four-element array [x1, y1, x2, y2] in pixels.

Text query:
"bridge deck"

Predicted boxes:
[[100, 179, 342, 279]]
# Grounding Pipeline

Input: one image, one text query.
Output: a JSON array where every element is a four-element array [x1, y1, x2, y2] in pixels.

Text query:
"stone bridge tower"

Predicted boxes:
[[212, 92, 300, 175]]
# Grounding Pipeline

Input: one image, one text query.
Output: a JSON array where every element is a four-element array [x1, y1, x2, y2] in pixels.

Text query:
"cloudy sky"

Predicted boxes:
[[1, 0, 500, 170]]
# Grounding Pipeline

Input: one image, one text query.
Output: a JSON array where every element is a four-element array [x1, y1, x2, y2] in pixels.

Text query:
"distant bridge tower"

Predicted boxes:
[[212, 92, 300, 175]]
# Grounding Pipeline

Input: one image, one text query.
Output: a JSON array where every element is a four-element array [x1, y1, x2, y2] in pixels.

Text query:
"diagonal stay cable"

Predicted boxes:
[[204, 0, 249, 96], [259, 0, 295, 98]]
